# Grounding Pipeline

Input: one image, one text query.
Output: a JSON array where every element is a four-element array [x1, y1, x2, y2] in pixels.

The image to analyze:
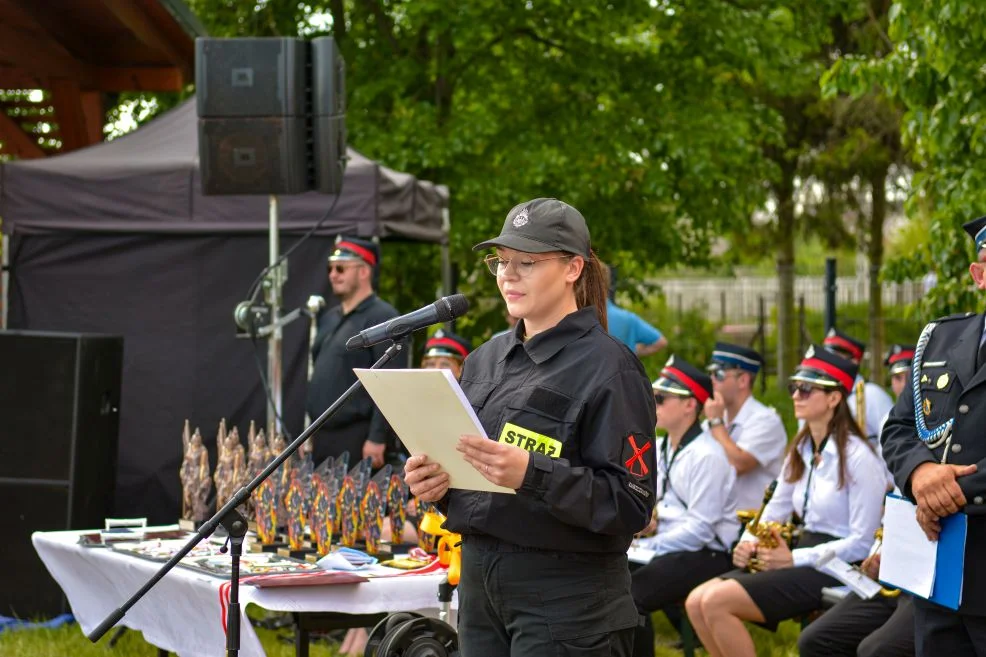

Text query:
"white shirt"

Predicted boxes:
[[747, 433, 885, 567], [847, 375, 894, 440], [710, 396, 787, 510], [638, 428, 740, 557]]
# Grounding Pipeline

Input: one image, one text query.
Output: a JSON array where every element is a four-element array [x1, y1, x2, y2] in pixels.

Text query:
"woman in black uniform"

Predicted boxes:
[[683, 345, 885, 657], [404, 198, 657, 657]]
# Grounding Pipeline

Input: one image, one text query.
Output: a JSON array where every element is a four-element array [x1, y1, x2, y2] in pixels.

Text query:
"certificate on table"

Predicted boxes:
[[355, 368, 514, 495], [879, 494, 966, 610]]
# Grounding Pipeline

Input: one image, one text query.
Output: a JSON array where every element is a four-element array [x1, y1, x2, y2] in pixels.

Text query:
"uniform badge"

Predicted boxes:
[[923, 397, 932, 415], [512, 206, 530, 227], [921, 374, 929, 384], [624, 434, 653, 478], [936, 373, 949, 390]]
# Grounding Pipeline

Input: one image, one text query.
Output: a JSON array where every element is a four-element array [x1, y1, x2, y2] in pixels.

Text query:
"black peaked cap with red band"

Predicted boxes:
[[823, 328, 865, 362], [329, 236, 379, 268], [884, 343, 916, 376], [791, 344, 859, 393], [652, 355, 713, 404], [423, 329, 472, 361]]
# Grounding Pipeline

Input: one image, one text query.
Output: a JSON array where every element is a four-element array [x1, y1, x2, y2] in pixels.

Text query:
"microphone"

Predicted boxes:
[[346, 294, 469, 350]]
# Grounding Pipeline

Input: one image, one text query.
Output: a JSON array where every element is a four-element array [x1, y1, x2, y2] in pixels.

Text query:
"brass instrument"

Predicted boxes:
[[872, 528, 901, 598], [739, 480, 803, 572], [855, 379, 867, 437]]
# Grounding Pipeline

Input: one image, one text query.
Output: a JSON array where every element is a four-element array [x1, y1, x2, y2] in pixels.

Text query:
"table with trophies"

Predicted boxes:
[[32, 420, 459, 657]]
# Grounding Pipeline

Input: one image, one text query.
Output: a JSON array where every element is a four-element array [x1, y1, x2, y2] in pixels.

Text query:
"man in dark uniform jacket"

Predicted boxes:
[[881, 216, 986, 656], [306, 237, 404, 468]]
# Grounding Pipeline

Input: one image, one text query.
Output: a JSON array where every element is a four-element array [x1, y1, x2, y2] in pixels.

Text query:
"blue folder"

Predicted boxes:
[[880, 494, 967, 611]]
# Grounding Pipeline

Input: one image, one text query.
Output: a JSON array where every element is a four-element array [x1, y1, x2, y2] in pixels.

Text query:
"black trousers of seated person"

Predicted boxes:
[[798, 593, 915, 657], [630, 548, 732, 657], [458, 535, 638, 657]]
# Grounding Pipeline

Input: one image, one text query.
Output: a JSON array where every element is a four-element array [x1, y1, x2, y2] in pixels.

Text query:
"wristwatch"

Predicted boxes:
[[708, 417, 726, 428]]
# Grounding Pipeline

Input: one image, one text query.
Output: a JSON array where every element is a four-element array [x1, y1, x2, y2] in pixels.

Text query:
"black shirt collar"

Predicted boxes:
[[341, 293, 378, 317], [501, 306, 600, 364]]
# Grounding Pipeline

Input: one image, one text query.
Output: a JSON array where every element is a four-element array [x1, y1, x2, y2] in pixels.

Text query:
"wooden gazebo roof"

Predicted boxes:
[[0, 0, 206, 158]]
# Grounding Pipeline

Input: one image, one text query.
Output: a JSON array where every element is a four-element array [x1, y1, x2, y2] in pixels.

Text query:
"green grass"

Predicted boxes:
[[0, 610, 803, 657]]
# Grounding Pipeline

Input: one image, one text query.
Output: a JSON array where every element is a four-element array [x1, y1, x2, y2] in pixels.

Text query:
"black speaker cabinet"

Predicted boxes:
[[198, 117, 310, 195], [0, 331, 123, 619], [196, 37, 309, 118]]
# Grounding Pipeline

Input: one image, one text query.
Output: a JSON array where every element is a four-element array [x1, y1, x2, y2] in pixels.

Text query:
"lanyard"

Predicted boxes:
[[659, 422, 703, 501], [800, 436, 829, 523]]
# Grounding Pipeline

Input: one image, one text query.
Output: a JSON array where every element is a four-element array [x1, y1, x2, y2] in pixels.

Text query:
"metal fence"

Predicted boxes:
[[653, 275, 924, 323]]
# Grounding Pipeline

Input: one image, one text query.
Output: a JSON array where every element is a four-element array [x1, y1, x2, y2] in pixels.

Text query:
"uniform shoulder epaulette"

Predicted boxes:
[[932, 311, 977, 323]]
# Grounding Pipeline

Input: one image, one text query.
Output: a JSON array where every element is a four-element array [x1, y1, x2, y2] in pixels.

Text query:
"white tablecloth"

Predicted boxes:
[[33, 530, 455, 657]]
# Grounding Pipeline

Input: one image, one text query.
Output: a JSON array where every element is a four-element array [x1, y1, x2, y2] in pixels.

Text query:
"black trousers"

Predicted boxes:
[[798, 593, 915, 657], [914, 598, 986, 657], [458, 535, 638, 657], [629, 549, 733, 657]]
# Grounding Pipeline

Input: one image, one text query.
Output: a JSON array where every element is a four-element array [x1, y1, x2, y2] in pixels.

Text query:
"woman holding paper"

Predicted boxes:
[[683, 345, 886, 657], [404, 198, 657, 657]]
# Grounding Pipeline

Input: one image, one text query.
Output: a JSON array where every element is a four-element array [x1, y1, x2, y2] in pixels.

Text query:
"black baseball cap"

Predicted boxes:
[[472, 198, 591, 258]]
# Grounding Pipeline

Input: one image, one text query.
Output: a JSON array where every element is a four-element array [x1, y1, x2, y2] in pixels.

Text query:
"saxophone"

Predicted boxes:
[[873, 527, 901, 598], [737, 481, 799, 572]]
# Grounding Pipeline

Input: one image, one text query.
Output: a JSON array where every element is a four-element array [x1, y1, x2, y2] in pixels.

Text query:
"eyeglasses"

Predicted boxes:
[[483, 254, 571, 278], [787, 382, 825, 398], [653, 393, 665, 405]]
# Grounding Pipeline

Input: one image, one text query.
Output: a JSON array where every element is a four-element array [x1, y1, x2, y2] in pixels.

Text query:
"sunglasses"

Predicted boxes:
[[329, 263, 364, 274], [711, 368, 741, 382], [787, 382, 826, 398]]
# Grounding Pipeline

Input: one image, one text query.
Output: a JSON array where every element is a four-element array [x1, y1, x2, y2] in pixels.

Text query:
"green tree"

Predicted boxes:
[[828, 0, 986, 317]]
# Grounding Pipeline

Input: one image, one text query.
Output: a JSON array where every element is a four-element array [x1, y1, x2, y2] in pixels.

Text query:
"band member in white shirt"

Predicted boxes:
[[703, 342, 787, 511], [684, 345, 886, 657], [630, 356, 739, 657]]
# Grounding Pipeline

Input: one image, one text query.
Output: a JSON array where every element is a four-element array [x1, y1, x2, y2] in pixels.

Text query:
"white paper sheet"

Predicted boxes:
[[355, 368, 514, 494], [879, 495, 937, 598], [815, 550, 883, 600]]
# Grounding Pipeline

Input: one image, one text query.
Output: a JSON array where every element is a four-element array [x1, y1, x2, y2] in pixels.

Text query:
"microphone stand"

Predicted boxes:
[[87, 339, 408, 657]]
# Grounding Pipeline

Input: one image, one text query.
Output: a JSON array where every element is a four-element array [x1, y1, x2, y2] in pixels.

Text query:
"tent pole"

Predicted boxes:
[[267, 194, 284, 434], [441, 207, 452, 298]]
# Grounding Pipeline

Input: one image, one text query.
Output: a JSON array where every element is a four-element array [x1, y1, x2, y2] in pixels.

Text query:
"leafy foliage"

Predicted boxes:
[[826, 0, 986, 316]]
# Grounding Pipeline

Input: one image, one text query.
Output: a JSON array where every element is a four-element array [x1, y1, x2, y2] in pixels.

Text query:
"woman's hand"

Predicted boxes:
[[404, 454, 450, 502], [732, 540, 758, 569], [755, 527, 795, 571], [457, 435, 530, 490]]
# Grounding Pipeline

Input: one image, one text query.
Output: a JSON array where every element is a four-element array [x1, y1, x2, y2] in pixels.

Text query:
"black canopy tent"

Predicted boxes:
[[0, 98, 449, 523]]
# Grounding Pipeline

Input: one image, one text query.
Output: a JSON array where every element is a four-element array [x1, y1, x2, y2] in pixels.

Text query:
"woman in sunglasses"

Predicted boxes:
[[403, 198, 657, 657], [683, 345, 886, 657]]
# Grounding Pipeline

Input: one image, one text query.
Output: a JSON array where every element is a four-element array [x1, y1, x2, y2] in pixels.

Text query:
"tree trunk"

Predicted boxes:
[[775, 163, 798, 390], [868, 167, 888, 382]]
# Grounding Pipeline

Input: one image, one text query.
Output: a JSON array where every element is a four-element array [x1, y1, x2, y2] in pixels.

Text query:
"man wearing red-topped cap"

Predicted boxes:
[[630, 355, 739, 657], [306, 236, 404, 468], [822, 328, 895, 445], [420, 329, 472, 381]]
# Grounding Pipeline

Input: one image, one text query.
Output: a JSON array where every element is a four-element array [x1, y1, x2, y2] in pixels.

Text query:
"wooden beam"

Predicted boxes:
[[0, 22, 89, 84], [80, 91, 104, 144], [0, 65, 43, 89], [49, 77, 91, 152], [0, 111, 44, 158], [93, 66, 184, 92], [98, 0, 186, 70]]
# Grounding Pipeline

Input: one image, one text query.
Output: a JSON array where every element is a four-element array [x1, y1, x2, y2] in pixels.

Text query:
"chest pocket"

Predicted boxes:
[[501, 388, 581, 460], [919, 366, 956, 427]]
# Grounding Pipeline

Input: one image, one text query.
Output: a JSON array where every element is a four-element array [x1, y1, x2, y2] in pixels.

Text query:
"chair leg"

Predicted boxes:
[[679, 610, 696, 657]]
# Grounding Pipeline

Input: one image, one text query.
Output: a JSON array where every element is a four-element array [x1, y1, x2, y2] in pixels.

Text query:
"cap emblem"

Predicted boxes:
[[805, 345, 816, 359], [512, 206, 530, 228]]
